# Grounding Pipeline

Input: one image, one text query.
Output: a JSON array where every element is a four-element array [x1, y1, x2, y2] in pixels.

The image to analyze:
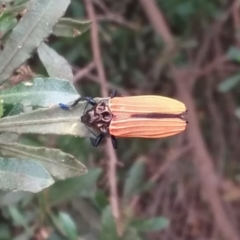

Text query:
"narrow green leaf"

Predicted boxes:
[[50, 213, 65, 236], [100, 206, 118, 240], [8, 206, 28, 228], [7, 104, 23, 116], [0, 97, 104, 137], [0, 98, 3, 117], [53, 18, 91, 37], [131, 217, 169, 232], [0, 142, 87, 179], [0, 13, 17, 39], [48, 168, 102, 206], [4, 0, 29, 15], [123, 159, 145, 201], [0, 77, 79, 107], [38, 43, 73, 81], [218, 74, 240, 92], [0, 0, 70, 83], [58, 212, 78, 240], [227, 47, 240, 62], [122, 228, 141, 240], [0, 157, 54, 192], [8, 206, 35, 239], [94, 190, 109, 210]]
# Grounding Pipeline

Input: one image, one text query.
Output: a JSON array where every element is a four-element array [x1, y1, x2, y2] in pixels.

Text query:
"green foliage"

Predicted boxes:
[[218, 74, 240, 93], [51, 212, 78, 240], [0, 12, 17, 39], [0, 0, 71, 83], [0, 0, 93, 196], [227, 47, 240, 62], [0, 77, 79, 106], [0, 158, 54, 192], [0, 99, 3, 118], [218, 47, 240, 92], [48, 168, 102, 206], [53, 18, 91, 38], [157, 0, 219, 34], [131, 217, 169, 232], [123, 158, 146, 201], [100, 206, 119, 240], [38, 44, 74, 81]]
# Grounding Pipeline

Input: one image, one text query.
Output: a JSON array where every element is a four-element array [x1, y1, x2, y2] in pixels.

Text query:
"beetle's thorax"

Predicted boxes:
[[81, 100, 113, 133]]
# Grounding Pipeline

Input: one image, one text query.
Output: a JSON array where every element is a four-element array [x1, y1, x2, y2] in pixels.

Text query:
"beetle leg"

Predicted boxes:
[[59, 103, 71, 110], [111, 135, 117, 149], [71, 97, 97, 107], [59, 96, 97, 110], [110, 89, 117, 98], [90, 133, 104, 147]]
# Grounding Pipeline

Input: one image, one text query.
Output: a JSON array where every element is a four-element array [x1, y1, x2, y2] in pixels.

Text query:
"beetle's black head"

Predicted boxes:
[[81, 108, 100, 126], [81, 100, 113, 134]]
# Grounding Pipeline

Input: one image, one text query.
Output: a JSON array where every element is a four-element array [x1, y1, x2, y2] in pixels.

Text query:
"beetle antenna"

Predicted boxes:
[[81, 100, 98, 139]]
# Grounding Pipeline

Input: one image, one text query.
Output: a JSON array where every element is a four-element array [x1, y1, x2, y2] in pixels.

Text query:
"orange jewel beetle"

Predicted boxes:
[[59, 90, 188, 149]]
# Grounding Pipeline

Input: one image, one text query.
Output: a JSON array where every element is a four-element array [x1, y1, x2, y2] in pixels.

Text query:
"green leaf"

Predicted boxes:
[[38, 43, 73, 81], [8, 206, 34, 237], [0, 0, 13, 3], [218, 74, 240, 92], [0, 142, 87, 179], [0, 12, 17, 39], [100, 206, 118, 240], [0, 0, 70, 84], [131, 217, 169, 232], [227, 47, 240, 62], [0, 157, 54, 192], [0, 97, 104, 137], [4, 0, 29, 15], [0, 98, 3, 117], [53, 18, 91, 37], [0, 224, 10, 239], [123, 158, 145, 201], [8, 206, 28, 228], [94, 190, 109, 210], [0, 133, 19, 143], [58, 212, 78, 240], [48, 168, 102, 206], [122, 228, 141, 240], [0, 77, 79, 107]]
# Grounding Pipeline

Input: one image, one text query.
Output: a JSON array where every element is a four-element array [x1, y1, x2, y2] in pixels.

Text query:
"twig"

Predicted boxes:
[[84, 0, 123, 236], [172, 67, 239, 240], [139, 0, 239, 239], [150, 145, 192, 182], [129, 145, 191, 212], [139, 0, 175, 49], [86, 73, 129, 95], [73, 61, 95, 83], [97, 14, 138, 30], [93, 0, 138, 30]]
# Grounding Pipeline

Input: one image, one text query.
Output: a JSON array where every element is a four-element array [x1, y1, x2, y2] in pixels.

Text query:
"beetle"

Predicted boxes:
[[59, 90, 188, 149]]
